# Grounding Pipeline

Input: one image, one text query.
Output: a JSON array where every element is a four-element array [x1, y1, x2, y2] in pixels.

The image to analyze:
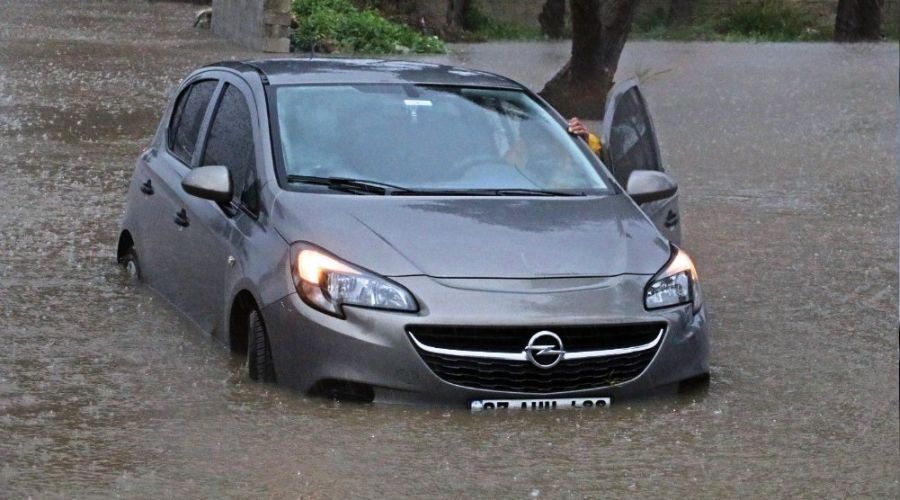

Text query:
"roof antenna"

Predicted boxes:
[[309, 38, 316, 59]]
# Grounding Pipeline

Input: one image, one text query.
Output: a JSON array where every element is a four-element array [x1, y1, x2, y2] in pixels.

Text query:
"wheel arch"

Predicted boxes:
[[116, 230, 135, 263]]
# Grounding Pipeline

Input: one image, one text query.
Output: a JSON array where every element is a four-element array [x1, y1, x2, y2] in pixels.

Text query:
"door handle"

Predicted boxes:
[[174, 209, 190, 227], [664, 210, 679, 228], [140, 179, 154, 195]]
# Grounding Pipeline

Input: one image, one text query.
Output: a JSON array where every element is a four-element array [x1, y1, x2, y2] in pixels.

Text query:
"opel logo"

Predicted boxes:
[[524, 331, 565, 369]]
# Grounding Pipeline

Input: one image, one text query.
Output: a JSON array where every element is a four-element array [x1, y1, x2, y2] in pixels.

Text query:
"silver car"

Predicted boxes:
[[117, 58, 709, 407]]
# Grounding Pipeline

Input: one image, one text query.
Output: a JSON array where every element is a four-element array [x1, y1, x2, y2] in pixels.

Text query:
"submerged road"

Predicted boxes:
[[0, 0, 897, 497]]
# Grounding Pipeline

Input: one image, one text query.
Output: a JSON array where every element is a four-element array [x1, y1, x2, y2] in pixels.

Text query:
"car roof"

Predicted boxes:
[[206, 57, 524, 89]]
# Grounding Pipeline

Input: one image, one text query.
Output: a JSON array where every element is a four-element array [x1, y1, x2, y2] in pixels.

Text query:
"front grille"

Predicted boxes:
[[408, 323, 665, 393]]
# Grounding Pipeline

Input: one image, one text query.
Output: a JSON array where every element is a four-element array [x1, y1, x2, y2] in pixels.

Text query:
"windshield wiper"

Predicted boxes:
[[492, 188, 585, 197], [397, 188, 586, 197], [286, 175, 410, 195], [286, 176, 587, 197], [391, 189, 497, 196]]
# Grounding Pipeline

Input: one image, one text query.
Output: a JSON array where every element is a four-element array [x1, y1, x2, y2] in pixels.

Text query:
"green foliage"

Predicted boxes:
[[631, 22, 718, 41], [632, 6, 721, 41], [716, 0, 819, 41], [884, 21, 900, 40], [291, 0, 445, 54], [633, 7, 669, 33], [632, 0, 834, 42], [463, 0, 544, 40]]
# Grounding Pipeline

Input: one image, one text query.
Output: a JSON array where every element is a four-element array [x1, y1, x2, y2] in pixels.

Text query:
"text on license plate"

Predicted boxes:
[[470, 397, 611, 410]]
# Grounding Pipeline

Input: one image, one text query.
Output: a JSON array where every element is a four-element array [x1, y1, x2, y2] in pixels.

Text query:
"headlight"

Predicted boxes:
[[644, 247, 702, 312], [291, 243, 418, 318]]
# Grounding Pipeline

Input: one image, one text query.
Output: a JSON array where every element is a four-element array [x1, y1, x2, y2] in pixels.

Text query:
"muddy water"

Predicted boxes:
[[1, 0, 898, 497]]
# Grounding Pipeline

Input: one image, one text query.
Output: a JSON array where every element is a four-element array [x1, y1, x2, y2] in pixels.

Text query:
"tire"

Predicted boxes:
[[247, 309, 276, 383], [122, 248, 140, 282]]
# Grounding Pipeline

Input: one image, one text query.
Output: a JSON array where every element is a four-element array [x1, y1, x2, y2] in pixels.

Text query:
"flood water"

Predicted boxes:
[[1, 1, 898, 497]]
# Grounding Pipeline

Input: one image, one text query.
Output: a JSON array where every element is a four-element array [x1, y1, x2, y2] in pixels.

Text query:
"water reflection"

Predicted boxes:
[[0, 0, 897, 496]]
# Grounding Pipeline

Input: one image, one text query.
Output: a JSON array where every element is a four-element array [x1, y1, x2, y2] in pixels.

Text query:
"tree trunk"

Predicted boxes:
[[539, 0, 567, 39], [539, 0, 639, 119], [667, 0, 693, 26], [834, 0, 884, 41], [445, 0, 468, 30]]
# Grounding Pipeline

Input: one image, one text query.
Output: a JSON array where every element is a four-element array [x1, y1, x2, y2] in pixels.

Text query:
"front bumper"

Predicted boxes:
[[262, 274, 709, 406]]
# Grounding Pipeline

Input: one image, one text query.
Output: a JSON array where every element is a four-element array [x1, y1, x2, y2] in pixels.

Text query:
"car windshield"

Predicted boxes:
[[272, 84, 612, 195]]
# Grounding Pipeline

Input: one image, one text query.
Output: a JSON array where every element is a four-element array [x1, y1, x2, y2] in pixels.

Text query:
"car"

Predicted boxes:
[[117, 58, 709, 407]]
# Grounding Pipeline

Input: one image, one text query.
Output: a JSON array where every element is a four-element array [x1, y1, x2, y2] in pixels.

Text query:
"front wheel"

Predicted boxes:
[[247, 310, 276, 383], [122, 248, 140, 282]]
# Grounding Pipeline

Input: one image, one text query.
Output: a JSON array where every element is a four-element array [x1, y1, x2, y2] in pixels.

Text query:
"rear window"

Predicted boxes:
[[169, 80, 217, 165]]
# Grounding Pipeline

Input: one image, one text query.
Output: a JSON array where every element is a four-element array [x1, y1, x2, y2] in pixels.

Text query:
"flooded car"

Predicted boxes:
[[117, 58, 709, 407]]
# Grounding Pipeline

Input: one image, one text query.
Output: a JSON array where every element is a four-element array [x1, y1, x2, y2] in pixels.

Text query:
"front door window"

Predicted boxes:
[[602, 83, 663, 186], [201, 84, 258, 213]]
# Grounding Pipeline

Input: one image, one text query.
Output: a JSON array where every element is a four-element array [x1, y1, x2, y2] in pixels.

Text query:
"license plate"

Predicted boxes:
[[470, 397, 611, 411]]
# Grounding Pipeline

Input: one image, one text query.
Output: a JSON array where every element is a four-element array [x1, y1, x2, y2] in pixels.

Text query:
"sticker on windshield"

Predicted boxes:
[[404, 99, 433, 107]]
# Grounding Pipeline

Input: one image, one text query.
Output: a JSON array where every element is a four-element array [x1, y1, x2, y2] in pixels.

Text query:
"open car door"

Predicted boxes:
[[600, 79, 682, 244]]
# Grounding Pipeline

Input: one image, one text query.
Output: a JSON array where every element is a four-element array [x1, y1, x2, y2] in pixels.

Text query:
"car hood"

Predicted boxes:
[[272, 193, 671, 279]]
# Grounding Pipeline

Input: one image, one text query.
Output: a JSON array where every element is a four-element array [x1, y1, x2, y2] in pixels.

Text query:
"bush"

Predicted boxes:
[[463, 0, 544, 40], [633, 7, 669, 33], [291, 0, 445, 54], [716, 0, 818, 41], [631, 10, 722, 41], [631, 0, 833, 42]]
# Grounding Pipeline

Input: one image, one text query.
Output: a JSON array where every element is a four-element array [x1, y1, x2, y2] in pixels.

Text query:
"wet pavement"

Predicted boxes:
[[1, 0, 898, 497]]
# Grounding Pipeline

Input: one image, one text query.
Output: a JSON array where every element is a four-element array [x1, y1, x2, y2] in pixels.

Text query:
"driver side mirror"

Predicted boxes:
[[626, 170, 678, 205], [182, 165, 233, 203]]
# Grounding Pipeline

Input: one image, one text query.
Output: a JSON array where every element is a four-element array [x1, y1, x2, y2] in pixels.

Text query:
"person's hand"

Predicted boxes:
[[567, 117, 591, 140]]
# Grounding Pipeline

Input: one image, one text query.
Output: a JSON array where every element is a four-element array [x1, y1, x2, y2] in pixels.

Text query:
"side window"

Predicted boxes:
[[202, 84, 258, 212], [607, 87, 661, 185], [169, 79, 217, 165]]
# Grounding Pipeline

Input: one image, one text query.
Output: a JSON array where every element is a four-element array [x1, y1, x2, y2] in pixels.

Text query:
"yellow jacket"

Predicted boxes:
[[587, 133, 602, 155]]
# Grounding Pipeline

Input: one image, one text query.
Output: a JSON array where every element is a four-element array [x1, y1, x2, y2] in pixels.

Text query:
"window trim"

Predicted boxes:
[[167, 85, 191, 158]]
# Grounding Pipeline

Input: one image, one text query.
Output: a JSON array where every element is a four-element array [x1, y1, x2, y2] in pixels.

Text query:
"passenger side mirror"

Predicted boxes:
[[182, 165, 233, 203], [626, 170, 678, 205]]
